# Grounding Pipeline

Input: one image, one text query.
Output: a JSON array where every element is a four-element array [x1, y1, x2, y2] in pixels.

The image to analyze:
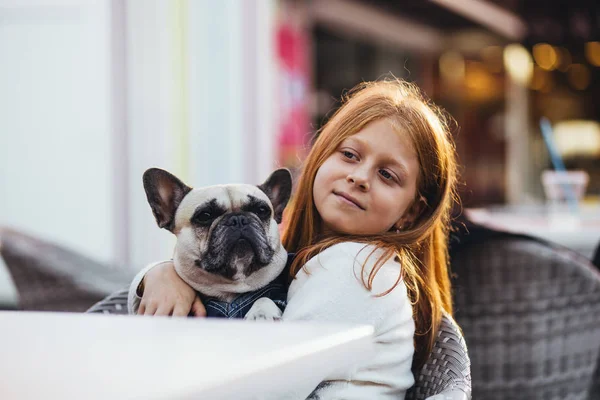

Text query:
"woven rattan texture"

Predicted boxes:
[[406, 313, 472, 400], [87, 287, 129, 314], [452, 237, 600, 400]]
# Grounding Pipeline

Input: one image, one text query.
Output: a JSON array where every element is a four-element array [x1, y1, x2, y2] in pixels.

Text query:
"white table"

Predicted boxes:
[[466, 205, 600, 259], [0, 312, 374, 400]]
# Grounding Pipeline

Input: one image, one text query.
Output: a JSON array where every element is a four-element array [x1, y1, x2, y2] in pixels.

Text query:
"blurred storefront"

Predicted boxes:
[[277, 0, 600, 209], [275, 0, 600, 257], [520, 1, 600, 202], [278, 0, 517, 206]]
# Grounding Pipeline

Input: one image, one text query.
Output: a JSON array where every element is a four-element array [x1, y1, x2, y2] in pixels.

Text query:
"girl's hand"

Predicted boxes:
[[138, 261, 206, 317]]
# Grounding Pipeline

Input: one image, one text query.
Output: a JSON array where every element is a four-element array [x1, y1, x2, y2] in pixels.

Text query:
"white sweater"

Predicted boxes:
[[128, 242, 415, 399], [281, 242, 415, 399]]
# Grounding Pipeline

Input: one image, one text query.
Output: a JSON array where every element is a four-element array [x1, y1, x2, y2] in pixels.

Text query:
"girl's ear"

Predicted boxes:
[[396, 196, 427, 229]]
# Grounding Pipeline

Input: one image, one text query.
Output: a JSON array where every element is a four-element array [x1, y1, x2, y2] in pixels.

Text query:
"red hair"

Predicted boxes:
[[282, 80, 459, 370]]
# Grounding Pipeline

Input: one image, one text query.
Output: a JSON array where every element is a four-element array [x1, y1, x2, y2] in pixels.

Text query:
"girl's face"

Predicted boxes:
[[313, 118, 420, 236]]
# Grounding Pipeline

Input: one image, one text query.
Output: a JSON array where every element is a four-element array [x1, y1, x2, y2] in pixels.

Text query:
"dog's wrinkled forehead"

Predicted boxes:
[[174, 183, 270, 225]]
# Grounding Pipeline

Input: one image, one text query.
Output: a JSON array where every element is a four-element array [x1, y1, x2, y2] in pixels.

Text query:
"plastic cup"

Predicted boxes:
[[541, 170, 589, 228]]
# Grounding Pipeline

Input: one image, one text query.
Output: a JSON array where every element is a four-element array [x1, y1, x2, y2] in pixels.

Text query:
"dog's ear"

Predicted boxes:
[[143, 168, 192, 232], [257, 168, 292, 224]]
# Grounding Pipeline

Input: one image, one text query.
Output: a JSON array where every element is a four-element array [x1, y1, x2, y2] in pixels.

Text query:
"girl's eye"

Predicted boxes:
[[342, 151, 356, 160], [379, 169, 393, 180]]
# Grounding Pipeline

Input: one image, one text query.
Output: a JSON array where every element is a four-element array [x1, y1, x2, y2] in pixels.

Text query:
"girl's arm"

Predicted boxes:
[[283, 242, 415, 400], [127, 261, 205, 317]]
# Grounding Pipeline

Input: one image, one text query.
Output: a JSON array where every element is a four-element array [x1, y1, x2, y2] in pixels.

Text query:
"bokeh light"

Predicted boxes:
[[585, 41, 600, 67], [439, 51, 466, 83], [504, 44, 533, 85], [533, 43, 558, 71], [465, 61, 498, 101], [530, 66, 553, 92]]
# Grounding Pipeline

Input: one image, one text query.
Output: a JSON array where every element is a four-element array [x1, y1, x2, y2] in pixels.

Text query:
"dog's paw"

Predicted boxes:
[[244, 297, 283, 321]]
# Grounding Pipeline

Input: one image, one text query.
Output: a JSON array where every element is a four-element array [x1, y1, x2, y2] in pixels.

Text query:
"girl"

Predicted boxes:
[[132, 79, 459, 399]]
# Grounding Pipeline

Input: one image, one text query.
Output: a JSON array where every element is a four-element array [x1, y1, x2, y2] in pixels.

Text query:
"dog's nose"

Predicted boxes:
[[226, 214, 250, 228]]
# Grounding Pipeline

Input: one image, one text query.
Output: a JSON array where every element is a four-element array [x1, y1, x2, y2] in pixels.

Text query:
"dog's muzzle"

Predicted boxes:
[[220, 215, 261, 251], [200, 212, 274, 276], [223, 214, 252, 240]]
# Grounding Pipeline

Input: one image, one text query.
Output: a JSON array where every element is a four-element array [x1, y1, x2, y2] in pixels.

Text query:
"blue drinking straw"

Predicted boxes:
[[539, 117, 579, 212]]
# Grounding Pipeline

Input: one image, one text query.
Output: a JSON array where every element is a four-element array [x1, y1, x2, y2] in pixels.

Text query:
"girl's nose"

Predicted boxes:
[[346, 173, 370, 191]]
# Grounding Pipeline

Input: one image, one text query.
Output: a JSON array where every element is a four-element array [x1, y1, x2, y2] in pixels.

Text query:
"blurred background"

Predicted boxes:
[[1, 0, 600, 270]]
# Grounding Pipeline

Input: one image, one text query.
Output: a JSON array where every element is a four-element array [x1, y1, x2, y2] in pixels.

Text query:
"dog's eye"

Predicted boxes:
[[257, 205, 270, 218], [193, 211, 213, 224]]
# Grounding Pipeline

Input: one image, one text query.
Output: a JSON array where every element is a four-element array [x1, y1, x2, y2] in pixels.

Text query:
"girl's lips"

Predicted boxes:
[[334, 191, 365, 210]]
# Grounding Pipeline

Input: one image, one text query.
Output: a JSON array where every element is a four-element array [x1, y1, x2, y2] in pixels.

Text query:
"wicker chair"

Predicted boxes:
[[0, 251, 19, 310], [87, 287, 129, 314], [592, 240, 600, 270], [450, 223, 600, 400], [406, 312, 472, 400], [0, 227, 133, 311]]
